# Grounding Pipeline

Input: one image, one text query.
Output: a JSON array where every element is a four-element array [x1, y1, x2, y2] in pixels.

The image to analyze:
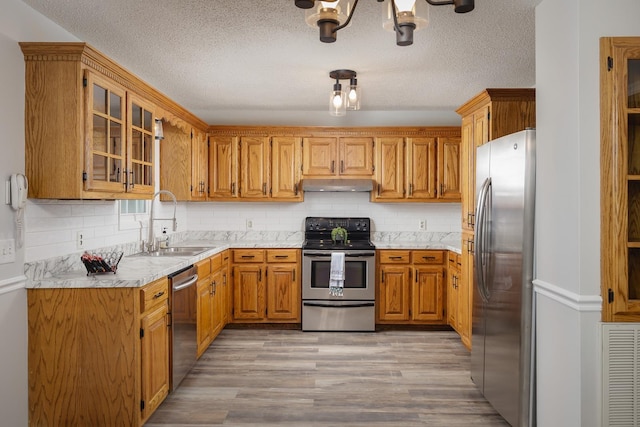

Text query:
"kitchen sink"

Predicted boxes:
[[129, 246, 213, 257]]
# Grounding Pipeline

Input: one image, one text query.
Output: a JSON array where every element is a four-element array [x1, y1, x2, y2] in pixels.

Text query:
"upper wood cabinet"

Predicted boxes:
[[456, 88, 536, 230], [239, 136, 270, 199], [209, 135, 239, 199], [208, 129, 302, 201], [601, 37, 640, 322], [372, 134, 461, 202], [20, 42, 207, 200], [302, 136, 374, 177], [191, 128, 208, 200], [159, 121, 192, 201], [271, 136, 303, 200]]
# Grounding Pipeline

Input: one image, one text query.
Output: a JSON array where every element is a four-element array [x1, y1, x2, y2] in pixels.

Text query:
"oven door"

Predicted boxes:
[[302, 250, 375, 300]]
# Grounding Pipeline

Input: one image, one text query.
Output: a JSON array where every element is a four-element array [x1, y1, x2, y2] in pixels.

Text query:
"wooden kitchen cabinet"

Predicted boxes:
[[456, 88, 536, 231], [191, 128, 209, 200], [447, 251, 462, 332], [458, 232, 474, 349], [20, 43, 156, 199], [231, 249, 301, 323], [302, 136, 374, 177], [240, 136, 270, 198], [376, 250, 446, 324], [196, 252, 228, 358], [21, 42, 207, 200], [139, 278, 171, 422], [27, 276, 170, 426], [601, 37, 640, 321], [159, 120, 192, 201], [372, 135, 461, 202], [271, 136, 303, 200], [209, 135, 239, 199]]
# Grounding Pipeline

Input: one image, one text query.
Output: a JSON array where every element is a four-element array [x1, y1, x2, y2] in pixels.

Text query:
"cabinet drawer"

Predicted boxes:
[[210, 253, 223, 271], [140, 277, 169, 314], [196, 258, 211, 277], [378, 250, 411, 264], [266, 249, 299, 263], [412, 250, 445, 264], [233, 249, 265, 263]]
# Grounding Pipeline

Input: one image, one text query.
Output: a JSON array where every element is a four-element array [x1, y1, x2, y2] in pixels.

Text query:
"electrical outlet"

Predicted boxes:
[[0, 239, 15, 264], [246, 219, 253, 230], [418, 220, 427, 231], [76, 231, 84, 249]]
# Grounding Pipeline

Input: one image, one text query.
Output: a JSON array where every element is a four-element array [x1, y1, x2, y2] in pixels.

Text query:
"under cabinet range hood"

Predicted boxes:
[[301, 178, 374, 192]]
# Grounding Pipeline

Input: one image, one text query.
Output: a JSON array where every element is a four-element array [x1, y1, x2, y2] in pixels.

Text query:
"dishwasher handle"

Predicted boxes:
[[172, 274, 198, 291]]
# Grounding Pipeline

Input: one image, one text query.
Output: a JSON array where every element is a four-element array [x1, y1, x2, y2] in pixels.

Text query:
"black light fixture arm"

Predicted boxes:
[[391, 0, 405, 38], [332, 0, 359, 33], [425, 0, 474, 13]]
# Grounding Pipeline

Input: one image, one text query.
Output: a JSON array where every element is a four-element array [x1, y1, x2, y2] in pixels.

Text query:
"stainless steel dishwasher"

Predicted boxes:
[[169, 265, 198, 391]]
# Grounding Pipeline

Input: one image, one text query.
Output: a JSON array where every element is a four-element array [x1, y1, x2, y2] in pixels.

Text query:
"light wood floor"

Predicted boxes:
[[146, 329, 510, 426]]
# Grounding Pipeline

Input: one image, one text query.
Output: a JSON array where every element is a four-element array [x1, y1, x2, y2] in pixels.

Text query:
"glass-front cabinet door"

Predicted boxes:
[[127, 93, 155, 195], [84, 71, 155, 196], [84, 72, 126, 193], [601, 37, 640, 321]]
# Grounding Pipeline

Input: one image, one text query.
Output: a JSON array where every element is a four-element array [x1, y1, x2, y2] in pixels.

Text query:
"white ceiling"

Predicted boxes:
[[21, 0, 540, 127]]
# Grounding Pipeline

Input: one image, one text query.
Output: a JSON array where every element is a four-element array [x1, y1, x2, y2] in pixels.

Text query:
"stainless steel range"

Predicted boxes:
[[301, 217, 376, 331]]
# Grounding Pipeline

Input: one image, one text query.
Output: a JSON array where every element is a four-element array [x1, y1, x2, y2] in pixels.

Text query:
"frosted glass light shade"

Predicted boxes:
[[382, 0, 429, 32], [305, 0, 352, 27]]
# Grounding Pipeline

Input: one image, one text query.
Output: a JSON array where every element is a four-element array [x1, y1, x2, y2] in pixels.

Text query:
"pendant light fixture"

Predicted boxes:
[[296, 0, 474, 46], [329, 69, 359, 116]]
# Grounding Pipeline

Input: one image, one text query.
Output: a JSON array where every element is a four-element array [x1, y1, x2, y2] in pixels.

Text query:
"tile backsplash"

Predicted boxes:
[[25, 192, 461, 262]]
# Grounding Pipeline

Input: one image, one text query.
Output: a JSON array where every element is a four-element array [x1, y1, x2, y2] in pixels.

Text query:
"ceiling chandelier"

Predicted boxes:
[[328, 69, 359, 116], [295, 0, 474, 46]]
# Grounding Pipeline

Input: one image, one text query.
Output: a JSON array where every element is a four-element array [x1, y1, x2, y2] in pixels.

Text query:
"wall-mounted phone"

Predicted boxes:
[[10, 173, 28, 210], [7, 173, 27, 249]]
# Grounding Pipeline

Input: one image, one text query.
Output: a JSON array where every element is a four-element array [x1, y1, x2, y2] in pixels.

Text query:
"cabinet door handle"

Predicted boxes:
[[274, 255, 288, 259], [241, 255, 255, 259], [263, 183, 267, 195], [422, 256, 436, 260], [130, 170, 134, 188], [293, 269, 296, 281], [259, 268, 262, 282], [340, 160, 344, 173], [377, 183, 381, 196], [331, 160, 335, 173], [415, 271, 418, 283], [294, 183, 298, 195], [153, 291, 165, 299], [409, 183, 413, 196], [440, 183, 444, 195], [389, 256, 404, 260], [381, 271, 384, 283], [232, 182, 236, 195]]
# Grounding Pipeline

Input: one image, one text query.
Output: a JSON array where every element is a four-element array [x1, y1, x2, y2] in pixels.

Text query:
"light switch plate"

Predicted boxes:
[[0, 239, 16, 264]]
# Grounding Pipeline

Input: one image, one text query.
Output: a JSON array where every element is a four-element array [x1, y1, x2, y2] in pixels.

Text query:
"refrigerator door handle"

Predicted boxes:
[[474, 177, 491, 303]]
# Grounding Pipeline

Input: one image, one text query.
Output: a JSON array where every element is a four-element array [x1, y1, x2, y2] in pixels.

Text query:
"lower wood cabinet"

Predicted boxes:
[[458, 233, 474, 349], [376, 250, 447, 324], [196, 250, 230, 358], [447, 251, 462, 332], [27, 277, 170, 426], [231, 249, 300, 323]]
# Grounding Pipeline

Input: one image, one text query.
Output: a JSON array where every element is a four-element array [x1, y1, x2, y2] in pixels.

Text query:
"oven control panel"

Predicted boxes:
[[305, 217, 370, 232]]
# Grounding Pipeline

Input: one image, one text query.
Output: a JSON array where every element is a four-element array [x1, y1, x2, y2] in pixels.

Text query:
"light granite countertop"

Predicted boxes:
[[26, 234, 462, 289]]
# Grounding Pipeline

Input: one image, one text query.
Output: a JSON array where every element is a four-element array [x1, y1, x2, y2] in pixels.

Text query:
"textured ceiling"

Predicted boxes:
[[21, 0, 540, 126]]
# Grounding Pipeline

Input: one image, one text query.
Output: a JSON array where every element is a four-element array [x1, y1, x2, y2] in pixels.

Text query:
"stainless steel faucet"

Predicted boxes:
[[147, 190, 177, 252]]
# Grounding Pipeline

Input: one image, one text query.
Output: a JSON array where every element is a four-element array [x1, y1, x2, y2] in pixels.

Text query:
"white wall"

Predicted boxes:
[[535, 0, 640, 426], [0, 1, 78, 424]]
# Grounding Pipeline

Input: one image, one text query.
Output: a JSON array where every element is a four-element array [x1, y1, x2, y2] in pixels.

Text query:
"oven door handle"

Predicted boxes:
[[303, 301, 375, 308], [303, 252, 375, 258]]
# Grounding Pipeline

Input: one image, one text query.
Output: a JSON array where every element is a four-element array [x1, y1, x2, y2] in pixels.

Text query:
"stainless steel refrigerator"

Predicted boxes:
[[472, 129, 536, 427]]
